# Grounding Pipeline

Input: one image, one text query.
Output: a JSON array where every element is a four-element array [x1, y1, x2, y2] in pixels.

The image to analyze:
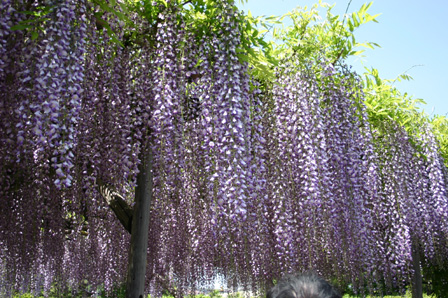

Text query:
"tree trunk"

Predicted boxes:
[[411, 240, 423, 298], [126, 146, 153, 298]]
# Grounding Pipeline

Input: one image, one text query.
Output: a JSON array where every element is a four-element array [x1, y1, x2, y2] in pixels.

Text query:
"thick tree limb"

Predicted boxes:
[[96, 178, 133, 234]]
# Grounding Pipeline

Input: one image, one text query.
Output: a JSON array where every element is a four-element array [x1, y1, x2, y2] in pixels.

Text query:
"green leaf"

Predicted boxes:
[[351, 12, 359, 27], [364, 100, 373, 110], [349, 50, 365, 56], [400, 117, 412, 126], [10, 24, 33, 31], [265, 15, 278, 21], [347, 19, 354, 32], [236, 53, 249, 62], [19, 10, 40, 16], [195, 59, 203, 67], [95, 0, 114, 13], [111, 35, 124, 47], [31, 31, 39, 40], [371, 13, 381, 23], [118, 3, 129, 14], [19, 6, 54, 17], [113, 10, 127, 22], [252, 29, 259, 38], [356, 42, 375, 49]]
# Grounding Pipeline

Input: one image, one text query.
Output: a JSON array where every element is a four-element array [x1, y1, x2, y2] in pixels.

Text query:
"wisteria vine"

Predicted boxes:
[[1, 0, 447, 297]]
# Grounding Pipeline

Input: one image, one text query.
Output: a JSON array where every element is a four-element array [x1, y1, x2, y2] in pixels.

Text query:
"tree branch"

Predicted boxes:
[[181, 0, 193, 6], [96, 178, 133, 234]]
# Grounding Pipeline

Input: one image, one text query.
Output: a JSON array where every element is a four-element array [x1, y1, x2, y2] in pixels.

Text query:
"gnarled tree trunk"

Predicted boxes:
[[411, 240, 423, 298], [126, 145, 154, 298]]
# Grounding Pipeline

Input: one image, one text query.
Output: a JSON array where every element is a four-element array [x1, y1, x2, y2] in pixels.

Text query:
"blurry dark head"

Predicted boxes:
[[267, 272, 341, 298]]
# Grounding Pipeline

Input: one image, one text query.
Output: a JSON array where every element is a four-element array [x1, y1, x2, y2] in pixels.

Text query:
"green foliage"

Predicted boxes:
[[240, 0, 448, 163], [272, 1, 380, 65], [89, 0, 270, 77], [239, 1, 383, 96], [10, 4, 55, 41], [430, 115, 448, 166], [422, 266, 448, 298], [361, 65, 448, 165], [362, 67, 428, 132], [342, 291, 435, 298], [12, 288, 251, 298], [185, 289, 225, 298], [13, 294, 36, 298], [227, 292, 248, 298], [237, 9, 283, 79], [91, 0, 136, 47], [11, 281, 129, 298]]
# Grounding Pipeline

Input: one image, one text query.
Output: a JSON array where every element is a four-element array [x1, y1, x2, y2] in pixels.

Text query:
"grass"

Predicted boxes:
[[11, 287, 437, 298], [343, 291, 435, 298]]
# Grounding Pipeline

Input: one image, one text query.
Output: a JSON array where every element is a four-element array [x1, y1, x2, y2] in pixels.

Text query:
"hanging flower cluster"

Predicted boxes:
[[0, 0, 129, 295], [369, 121, 448, 288], [144, 1, 268, 294], [258, 60, 379, 290], [1, 0, 447, 297]]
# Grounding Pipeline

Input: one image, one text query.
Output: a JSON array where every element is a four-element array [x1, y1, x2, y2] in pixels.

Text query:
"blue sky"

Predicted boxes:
[[237, 0, 448, 117]]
